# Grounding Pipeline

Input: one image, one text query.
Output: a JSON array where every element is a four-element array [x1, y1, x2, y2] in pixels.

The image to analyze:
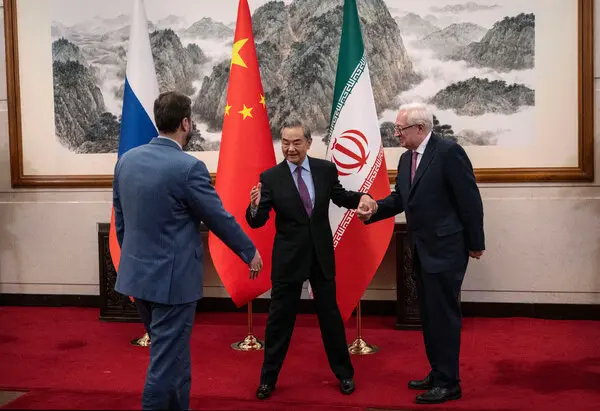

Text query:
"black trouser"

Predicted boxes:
[[414, 248, 467, 388], [260, 253, 354, 385], [135, 299, 152, 335]]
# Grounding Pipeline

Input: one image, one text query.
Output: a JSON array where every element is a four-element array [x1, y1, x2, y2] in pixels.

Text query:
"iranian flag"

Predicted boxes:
[[325, 0, 394, 322]]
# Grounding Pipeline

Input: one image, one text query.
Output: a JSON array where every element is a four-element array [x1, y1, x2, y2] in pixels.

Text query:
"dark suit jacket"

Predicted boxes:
[[367, 134, 484, 273], [245, 156, 364, 283], [113, 137, 256, 305]]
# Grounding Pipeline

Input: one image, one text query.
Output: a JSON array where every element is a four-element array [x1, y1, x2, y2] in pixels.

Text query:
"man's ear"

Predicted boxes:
[[182, 117, 190, 132]]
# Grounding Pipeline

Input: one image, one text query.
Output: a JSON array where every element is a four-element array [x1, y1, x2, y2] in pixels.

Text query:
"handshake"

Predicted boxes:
[[356, 195, 378, 222]]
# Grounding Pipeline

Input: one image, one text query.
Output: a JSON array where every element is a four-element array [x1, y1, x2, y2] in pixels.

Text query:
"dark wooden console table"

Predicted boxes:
[[97, 222, 421, 329], [97, 223, 139, 322]]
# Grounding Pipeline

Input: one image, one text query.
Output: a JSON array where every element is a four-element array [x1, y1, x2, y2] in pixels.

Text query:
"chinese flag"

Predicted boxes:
[[208, 0, 276, 307]]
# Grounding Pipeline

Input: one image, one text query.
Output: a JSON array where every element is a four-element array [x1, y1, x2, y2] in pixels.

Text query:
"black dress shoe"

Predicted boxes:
[[256, 384, 275, 400], [340, 378, 355, 395], [415, 385, 462, 404], [408, 374, 433, 390]]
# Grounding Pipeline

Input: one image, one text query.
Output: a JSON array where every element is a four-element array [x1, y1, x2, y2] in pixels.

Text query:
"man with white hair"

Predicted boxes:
[[359, 102, 485, 404]]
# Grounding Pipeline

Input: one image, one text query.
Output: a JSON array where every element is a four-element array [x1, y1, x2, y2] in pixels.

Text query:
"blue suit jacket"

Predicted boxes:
[[367, 134, 484, 273], [113, 137, 256, 305]]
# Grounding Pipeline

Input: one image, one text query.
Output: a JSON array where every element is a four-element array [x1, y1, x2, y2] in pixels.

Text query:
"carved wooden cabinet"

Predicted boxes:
[[97, 222, 421, 329], [97, 223, 139, 322], [395, 229, 421, 329]]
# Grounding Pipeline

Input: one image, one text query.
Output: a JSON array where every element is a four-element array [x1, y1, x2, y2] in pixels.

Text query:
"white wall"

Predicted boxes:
[[1, 1, 599, 304]]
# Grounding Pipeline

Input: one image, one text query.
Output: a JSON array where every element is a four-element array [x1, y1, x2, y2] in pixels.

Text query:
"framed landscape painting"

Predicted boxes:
[[4, 0, 594, 187]]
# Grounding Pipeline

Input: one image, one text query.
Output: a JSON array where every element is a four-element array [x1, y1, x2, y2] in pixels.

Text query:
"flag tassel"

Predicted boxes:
[[348, 300, 379, 355], [231, 300, 264, 351]]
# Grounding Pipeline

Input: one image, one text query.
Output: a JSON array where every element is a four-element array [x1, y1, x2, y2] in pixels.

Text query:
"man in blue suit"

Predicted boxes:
[[359, 103, 485, 405], [113, 91, 263, 410]]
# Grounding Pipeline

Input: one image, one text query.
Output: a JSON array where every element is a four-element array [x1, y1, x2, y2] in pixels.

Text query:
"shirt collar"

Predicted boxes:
[[415, 132, 432, 155], [157, 136, 182, 150], [287, 156, 311, 174]]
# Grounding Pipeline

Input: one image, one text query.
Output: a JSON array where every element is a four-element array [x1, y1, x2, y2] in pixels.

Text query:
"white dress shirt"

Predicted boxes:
[[413, 131, 432, 170]]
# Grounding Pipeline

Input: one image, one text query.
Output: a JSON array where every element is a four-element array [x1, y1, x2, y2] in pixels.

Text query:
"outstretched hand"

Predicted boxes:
[[248, 249, 263, 279], [250, 183, 262, 208]]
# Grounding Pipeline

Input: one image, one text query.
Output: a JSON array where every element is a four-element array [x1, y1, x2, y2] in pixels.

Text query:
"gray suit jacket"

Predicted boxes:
[[113, 137, 256, 304]]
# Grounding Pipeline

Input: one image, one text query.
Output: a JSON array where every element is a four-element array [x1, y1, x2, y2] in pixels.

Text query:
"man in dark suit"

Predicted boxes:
[[360, 103, 485, 404], [246, 119, 377, 399], [113, 91, 263, 410]]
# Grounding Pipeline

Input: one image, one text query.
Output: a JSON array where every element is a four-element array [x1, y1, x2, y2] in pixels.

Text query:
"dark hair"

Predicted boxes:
[[280, 118, 312, 141], [154, 91, 192, 133]]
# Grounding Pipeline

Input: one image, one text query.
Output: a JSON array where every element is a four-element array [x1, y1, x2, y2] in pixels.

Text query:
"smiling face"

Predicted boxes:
[[281, 126, 312, 165], [394, 111, 427, 150]]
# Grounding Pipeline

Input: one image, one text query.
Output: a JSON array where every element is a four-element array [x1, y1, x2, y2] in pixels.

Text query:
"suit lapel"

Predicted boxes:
[[398, 151, 411, 197], [409, 134, 438, 196], [307, 157, 322, 210], [279, 160, 309, 219]]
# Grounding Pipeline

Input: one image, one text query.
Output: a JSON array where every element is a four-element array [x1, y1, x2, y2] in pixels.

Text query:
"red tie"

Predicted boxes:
[[410, 150, 418, 183]]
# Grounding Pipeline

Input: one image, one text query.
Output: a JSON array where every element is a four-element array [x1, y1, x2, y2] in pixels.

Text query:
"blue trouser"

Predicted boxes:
[[136, 299, 197, 411]]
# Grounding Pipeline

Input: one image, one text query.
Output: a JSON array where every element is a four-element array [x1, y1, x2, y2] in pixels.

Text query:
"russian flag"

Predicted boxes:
[[109, 0, 160, 273]]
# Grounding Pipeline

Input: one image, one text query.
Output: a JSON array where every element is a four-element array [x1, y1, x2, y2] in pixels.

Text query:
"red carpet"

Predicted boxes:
[[0, 307, 599, 410]]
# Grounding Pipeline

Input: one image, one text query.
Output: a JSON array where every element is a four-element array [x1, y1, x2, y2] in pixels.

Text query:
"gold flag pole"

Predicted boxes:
[[231, 300, 264, 351], [348, 301, 379, 355]]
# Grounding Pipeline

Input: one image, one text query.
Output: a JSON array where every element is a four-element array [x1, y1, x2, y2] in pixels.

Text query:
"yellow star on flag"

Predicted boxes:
[[225, 102, 232, 116], [238, 104, 253, 120], [259, 94, 266, 108], [231, 38, 248, 68]]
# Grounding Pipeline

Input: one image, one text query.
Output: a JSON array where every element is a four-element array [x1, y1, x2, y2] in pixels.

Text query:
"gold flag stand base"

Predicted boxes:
[[230, 334, 264, 351], [231, 301, 264, 351], [348, 301, 379, 355], [348, 337, 379, 355], [130, 332, 151, 347]]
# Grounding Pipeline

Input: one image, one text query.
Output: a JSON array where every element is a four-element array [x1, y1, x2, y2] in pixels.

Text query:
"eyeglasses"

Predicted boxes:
[[394, 124, 419, 134]]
